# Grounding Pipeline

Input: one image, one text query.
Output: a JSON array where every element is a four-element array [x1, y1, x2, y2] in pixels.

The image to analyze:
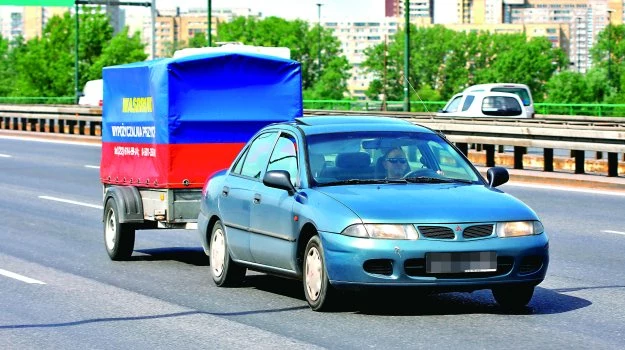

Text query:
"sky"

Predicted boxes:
[[155, 0, 385, 22]]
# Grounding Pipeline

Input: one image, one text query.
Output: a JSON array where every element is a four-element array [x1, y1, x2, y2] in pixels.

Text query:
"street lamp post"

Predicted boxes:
[[403, 0, 410, 112], [576, 17, 582, 73], [207, 0, 211, 46], [316, 3, 322, 79], [607, 9, 614, 84]]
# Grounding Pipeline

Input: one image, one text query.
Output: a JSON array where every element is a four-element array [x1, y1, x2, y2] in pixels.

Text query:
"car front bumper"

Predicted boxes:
[[320, 231, 549, 289]]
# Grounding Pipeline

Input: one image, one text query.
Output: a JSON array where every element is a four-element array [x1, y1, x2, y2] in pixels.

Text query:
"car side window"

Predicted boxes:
[[239, 132, 277, 179], [481, 96, 522, 116], [461, 95, 475, 111], [267, 133, 298, 186], [445, 96, 462, 113]]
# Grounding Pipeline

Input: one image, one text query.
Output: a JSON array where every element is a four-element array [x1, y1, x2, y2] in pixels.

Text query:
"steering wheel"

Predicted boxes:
[[403, 168, 438, 178]]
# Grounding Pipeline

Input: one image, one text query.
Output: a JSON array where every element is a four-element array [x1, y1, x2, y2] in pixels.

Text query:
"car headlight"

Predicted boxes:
[[342, 224, 419, 240], [496, 221, 544, 238]]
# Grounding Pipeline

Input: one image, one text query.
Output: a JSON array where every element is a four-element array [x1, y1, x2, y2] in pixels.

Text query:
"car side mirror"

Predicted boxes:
[[263, 170, 296, 195], [487, 166, 509, 187]]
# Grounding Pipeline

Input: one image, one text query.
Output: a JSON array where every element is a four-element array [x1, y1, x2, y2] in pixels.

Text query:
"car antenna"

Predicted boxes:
[[400, 71, 432, 115]]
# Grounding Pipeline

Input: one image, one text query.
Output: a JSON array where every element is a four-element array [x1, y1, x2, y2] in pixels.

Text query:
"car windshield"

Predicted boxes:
[[306, 131, 481, 186]]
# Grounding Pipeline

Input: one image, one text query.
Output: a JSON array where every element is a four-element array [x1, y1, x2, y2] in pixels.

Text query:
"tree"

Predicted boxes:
[[86, 27, 147, 81], [591, 24, 625, 96], [216, 16, 351, 97], [363, 26, 567, 102], [3, 7, 146, 98]]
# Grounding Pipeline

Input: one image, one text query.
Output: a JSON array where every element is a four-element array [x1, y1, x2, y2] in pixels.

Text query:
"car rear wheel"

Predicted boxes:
[[303, 235, 336, 311], [210, 220, 246, 287], [104, 198, 135, 261], [492, 284, 535, 310]]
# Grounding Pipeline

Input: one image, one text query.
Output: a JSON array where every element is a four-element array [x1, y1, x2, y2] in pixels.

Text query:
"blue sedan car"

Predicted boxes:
[[197, 116, 549, 311]]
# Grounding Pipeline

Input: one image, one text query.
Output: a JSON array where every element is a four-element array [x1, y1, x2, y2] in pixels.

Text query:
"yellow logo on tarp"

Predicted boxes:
[[122, 97, 153, 113]]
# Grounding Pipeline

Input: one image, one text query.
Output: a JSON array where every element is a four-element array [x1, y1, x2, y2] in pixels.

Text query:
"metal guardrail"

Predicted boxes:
[[1, 104, 624, 177]]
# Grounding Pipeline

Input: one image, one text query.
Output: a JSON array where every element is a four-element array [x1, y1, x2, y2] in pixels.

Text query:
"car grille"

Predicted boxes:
[[463, 224, 494, 239], [404, 256, 514, 278], [363, 259, 393, 276], [418, 226, 455, 239]]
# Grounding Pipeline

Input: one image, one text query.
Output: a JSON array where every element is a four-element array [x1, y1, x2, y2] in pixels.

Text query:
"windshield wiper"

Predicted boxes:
[[318, 178, 407, 186], [404, 176, 473, 184]]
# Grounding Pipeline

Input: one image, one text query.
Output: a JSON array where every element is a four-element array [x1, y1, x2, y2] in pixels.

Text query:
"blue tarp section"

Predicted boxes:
[[102, 52, 303, 145]]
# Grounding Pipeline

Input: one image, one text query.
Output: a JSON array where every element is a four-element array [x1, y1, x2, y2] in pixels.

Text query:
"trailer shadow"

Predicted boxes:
[[243, 273, 599, 316], [132, 247, 209, 266]]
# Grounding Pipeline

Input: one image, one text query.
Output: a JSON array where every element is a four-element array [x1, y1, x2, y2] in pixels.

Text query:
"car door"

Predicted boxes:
[[219, 131, 278, 263], [249, 132, 300, 271]]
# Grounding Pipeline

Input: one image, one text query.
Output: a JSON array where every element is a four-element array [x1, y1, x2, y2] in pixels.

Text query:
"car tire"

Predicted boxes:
[[210, 220, 246, 287], [104, 198, 135, 261], [492, 284, 535, 310], [303, 235, 336, 311]]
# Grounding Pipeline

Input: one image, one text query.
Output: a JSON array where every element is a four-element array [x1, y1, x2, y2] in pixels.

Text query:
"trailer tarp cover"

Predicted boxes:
[[101, 51, 302, 188]]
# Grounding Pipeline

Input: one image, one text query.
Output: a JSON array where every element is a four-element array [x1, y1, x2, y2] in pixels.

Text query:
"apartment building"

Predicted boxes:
[[324, 18, 400, 99], [385, 0, 433, 24], [0, 6, 23, 41], [143, 7, 258, 59]]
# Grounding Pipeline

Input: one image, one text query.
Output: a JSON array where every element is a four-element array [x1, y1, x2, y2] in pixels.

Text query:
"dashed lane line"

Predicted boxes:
[[0, 268, 45, 285], [0, 154, 12, 158], [601, 230, 625, 236], [84, 165, 100, 169], [505, 182, 625, 197], [39, 195, 103, 210]]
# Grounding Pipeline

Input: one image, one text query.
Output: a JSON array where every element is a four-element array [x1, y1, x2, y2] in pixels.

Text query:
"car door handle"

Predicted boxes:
[[222, 186, 229, 197], [253, 193, 261, 204]]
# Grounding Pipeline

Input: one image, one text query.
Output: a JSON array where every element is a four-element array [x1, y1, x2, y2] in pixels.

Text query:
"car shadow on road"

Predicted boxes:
[[131, 247, 210, 266], [242, 274, 597, 316]]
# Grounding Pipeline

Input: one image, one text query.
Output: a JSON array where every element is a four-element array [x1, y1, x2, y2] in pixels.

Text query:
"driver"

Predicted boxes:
[[382, 147, 410, 179]]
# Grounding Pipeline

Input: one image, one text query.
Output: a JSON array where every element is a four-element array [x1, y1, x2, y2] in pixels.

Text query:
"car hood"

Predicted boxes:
[[313, 183, 537, 223]]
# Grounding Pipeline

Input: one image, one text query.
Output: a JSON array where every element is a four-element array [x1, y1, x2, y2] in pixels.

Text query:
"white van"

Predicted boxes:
[[463, 83, 534, 118], [78, 79, 103, 107], [437, 91, 528, 118]]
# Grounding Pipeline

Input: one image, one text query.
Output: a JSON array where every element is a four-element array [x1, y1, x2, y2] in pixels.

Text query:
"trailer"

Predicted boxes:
[[101, 50, 302, 260]]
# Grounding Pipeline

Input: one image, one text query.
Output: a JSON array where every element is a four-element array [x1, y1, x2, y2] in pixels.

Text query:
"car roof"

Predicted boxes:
[[464, 83, 530, 91], [282, 116, 435, 135]]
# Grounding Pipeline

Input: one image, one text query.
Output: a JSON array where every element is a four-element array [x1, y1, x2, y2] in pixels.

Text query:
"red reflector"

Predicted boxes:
[[294, 215, 299, 221]]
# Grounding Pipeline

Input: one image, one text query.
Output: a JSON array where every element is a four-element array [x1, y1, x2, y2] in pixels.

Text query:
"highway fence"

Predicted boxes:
[[3, 97, 625, 117], [1, 104, 624, 178]]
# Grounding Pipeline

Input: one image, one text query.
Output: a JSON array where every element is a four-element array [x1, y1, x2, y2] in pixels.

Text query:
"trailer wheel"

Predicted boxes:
[[104, 198, 135, 261], [210, 220, 245, 286]]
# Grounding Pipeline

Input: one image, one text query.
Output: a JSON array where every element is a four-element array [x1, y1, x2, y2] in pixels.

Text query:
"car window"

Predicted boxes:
[[267, 133, 298, 186], [491, 87, 531, 106], [238, 132, 277, 179], [481, 96, 523, 116], [461, 95, 475, 111], [444, 95, 462, 113], [307, 131, 480, 184], [425, 142, 475, 180]]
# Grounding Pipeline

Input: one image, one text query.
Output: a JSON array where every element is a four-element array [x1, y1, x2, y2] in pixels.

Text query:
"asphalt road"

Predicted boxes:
[[1, 136, 624, 349]]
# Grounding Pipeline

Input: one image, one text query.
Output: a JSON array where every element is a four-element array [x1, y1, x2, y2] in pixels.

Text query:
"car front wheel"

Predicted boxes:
[[210, 220, 246, 287], [492, 284, 535, 310], [303, 235, 336, 311]]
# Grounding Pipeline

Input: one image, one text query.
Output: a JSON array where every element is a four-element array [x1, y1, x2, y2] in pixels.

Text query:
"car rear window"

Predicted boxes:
[[481, 96, 523, 116], [491, 87, 531, 106]]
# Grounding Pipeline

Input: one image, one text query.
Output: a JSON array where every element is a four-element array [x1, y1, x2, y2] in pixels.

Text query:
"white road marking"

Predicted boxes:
[[39, 195, 103, 209], [504, 183, 625, 197], [0, 153, 12, 158], [0, 268, 46, 284], [601, 230, 625, 236], [0, 134, 100, 147], [84, 165, 100, 169]]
